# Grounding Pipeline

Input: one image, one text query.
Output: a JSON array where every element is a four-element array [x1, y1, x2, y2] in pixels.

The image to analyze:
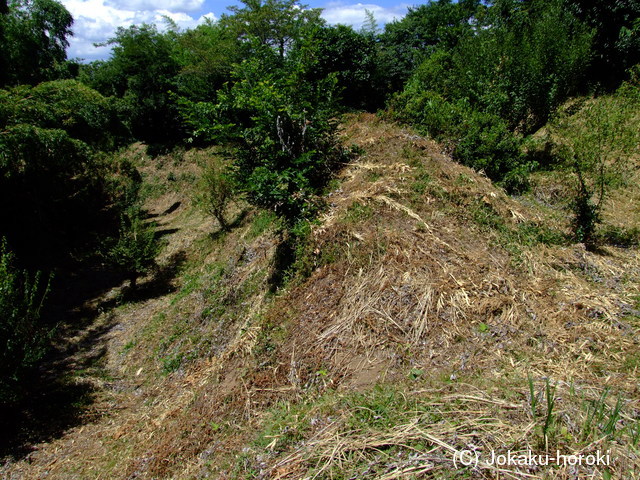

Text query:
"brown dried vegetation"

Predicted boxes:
[[3, 114, 639, 479]]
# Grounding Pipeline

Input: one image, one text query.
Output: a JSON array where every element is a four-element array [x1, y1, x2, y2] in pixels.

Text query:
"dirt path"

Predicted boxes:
[[1, 158, 213, 478]]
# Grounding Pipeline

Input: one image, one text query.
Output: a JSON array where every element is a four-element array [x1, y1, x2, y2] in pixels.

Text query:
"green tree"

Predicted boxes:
[[180, 0, 343, 222], [381, 0, 482, 92], [222, 50, 342, 222], [220, 0, 323, 59], [83, 24, 182, 144], [298, 24, 382, 110], [181, 45, 342, 222], [565, 0, 640, 89], [172, 19, 241, 102], [1, 80, 127, 149], [391, 0, 594, 191], [2, 0, 73, 86], [0, 81, 129, 266]]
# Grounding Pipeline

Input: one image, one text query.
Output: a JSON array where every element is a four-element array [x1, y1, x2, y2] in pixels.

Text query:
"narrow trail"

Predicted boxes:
[[1, 169, 211, 478]]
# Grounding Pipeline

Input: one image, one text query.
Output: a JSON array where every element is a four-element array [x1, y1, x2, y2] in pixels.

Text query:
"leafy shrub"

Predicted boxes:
[[380, 0, 481, 93], [454, 108, 528, 188], [0, 80, 128, 149], [0, 239, 51, 404], [565, 0, 640, 89], [171, 20, 241, 102], [1, 0, 73, 86], [195, 154, 235, 231], [181, 43, 345, 223], [550, 93, 639, 248], [0, 80, 138, 266], [106, 207, 161, 289], [0, 124, 107, 265], [390, 88, 530, 192], [300, 24, 382, 111], [449, 0, 593, 133], [81, 24, 182, 144]]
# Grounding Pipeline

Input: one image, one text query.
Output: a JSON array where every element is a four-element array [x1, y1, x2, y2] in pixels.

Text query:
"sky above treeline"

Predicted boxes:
[[60, 0, 412, 61]]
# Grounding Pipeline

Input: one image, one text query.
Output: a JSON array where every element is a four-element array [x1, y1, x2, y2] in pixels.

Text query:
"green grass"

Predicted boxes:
[[599, 225, 640, 248], [341, 201, 374, 224], [170, 271, 202, 306], [411, 166, 432, 197], [469, 199, 567, 265], [246, 210, 279, 240]]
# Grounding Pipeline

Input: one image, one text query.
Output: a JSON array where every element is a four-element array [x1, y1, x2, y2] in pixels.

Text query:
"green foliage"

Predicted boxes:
[[182, 29, 344, 222], [0, 123, 107, 265], [0, 79, 137, 267], [565, 0, 640, 89], [1, 0, 73, 86], [459, 0, 593, 132], [172, 20, 241, 102], [390, 0, 600, 192], [0, 80, 127, 149], [219, 0, 324, 59], [300, 24, 382, 111], [550, 94, 639, 248], [106, 207, 162, 288], [402, 0, 593, 134], [381, 0, 482, 92], [0, 238, 51, 404], [195, 154, 235, 231], [81, 24, 182, 144], [391, 88, 529, 192]]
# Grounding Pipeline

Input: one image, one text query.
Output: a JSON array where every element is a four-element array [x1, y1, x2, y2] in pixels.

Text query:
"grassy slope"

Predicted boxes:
[[2, 109, 639, 479]]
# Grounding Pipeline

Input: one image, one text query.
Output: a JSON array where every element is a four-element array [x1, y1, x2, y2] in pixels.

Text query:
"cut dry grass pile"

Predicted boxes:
[[248, 378, 639, 480], [231, 113, 640, 479], [3, 114, 639, 480]]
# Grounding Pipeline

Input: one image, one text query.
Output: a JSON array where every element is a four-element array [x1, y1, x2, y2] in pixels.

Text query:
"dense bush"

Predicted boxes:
[[181, 38, 344, 222], [0, 239, 51, 404], [565, 0, 640, 89], [300, 24, 382, 111], [106, 207, 161, 289], [0, 78, 136, 266], [80, 24, 182, 144], [380, 0, 482, 93], [456, 0, 593, 133], [0, 124, 107, 265], [400, 0, 593, 135], [172, 20, 241, 102], [0, 80, 128, 149], [391, 87, 529, 192]]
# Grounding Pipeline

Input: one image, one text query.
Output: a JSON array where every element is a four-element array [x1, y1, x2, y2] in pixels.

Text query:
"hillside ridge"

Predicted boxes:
[[3, 113, 639, 479]]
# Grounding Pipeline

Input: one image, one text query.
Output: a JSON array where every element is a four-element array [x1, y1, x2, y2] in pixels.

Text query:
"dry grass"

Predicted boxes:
[[3, 114, 639, 480]]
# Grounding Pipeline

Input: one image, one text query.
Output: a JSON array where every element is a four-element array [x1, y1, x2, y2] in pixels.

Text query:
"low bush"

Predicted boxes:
[[0, 239, 52, 404]]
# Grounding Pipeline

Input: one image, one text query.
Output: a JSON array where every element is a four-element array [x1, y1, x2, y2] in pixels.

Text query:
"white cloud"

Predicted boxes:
[[321, 2, 408, 30], [105, 0, 204, 13], [61, 0, 216, 61]]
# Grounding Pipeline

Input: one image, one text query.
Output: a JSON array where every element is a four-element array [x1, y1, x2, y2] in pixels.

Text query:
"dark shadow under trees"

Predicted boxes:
[[0, 249, 187, 461]]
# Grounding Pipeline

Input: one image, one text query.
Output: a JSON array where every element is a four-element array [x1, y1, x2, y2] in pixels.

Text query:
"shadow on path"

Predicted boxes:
[[0, 248, 187, 462]]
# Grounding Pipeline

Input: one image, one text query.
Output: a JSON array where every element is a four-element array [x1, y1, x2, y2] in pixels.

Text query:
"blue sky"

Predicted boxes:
[[60, 0, 413, 61]]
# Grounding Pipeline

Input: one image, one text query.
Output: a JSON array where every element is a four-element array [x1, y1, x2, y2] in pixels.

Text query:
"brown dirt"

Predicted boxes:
[[2, 115, 639, 479]]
